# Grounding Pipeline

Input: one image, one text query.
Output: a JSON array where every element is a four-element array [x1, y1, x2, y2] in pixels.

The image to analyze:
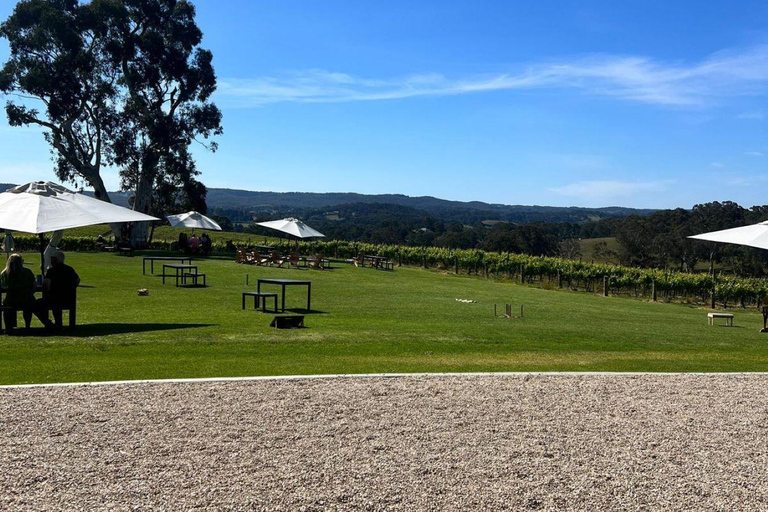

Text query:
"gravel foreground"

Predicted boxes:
[[2, 375, 768, 511]]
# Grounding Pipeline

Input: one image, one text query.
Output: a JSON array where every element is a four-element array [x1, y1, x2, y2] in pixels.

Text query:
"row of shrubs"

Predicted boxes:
[[12, 235, 766, 308]]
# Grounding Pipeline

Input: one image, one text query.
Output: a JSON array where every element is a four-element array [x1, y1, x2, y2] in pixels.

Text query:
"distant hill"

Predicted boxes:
[[7, 183, 654, 225], [203, 188, 655, 225]]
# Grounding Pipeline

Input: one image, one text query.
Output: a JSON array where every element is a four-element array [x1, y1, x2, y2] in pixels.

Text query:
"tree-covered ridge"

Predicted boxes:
[[205, 188, 655, 223]]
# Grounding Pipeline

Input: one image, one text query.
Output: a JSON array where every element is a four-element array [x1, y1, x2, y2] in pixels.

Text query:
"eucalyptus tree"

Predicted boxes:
[[0, 0, 222, 244], [0, 0, 120, 204], [104, 0, 222, 243]]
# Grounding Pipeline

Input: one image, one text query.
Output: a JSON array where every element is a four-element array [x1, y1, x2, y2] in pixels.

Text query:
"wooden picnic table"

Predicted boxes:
[[257, 278, 312, 312], [365, 255, 388, 269], [162, 264, 198, 287], [299, 256, 332, 269], [143, 256, 193, 275]]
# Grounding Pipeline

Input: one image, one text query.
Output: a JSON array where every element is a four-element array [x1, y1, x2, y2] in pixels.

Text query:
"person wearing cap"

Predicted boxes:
[[38, 250, 80, 330]]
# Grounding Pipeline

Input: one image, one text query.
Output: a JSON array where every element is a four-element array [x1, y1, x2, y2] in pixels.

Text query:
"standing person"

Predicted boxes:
[[0, 253, 36, 334], [37, 250, 80, 330]]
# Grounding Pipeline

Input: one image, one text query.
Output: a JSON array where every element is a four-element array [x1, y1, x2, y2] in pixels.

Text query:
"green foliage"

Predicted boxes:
[[0, 0, 222, 241], [584, 201, 768, 273], [106, 0, 222, 225], [0, 0, 119, 199]]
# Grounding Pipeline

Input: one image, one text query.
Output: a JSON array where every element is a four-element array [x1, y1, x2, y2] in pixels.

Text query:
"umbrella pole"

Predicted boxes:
[[38, 233, 46, 276]]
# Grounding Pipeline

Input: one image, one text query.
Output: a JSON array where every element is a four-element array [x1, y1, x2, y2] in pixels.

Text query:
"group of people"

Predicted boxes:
[[178, 232, 212, 255], [0, 250, 79, 334]]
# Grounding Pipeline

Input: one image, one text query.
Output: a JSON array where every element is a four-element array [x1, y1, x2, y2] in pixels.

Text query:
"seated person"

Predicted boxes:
[[37, 250, 80, 330], [200, 233, 212, 256], [0, 253, 36, 333], [187, 234, 200, 254], [178, 232, 188, 252]]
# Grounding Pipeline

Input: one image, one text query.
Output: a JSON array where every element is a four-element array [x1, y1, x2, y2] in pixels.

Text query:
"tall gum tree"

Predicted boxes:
[[0, 0, 222, 244], [105, 0, 222, 244], [0, 0, 120, 212]]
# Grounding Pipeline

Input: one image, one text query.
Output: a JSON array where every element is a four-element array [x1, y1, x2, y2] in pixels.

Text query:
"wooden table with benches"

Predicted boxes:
[[162, 264, 201, 287], [257, 278, 312, 312]]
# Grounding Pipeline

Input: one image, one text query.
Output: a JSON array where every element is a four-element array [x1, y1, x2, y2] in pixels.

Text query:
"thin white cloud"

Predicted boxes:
[[744, 151, 764, 157], [218, 45, 768, 108], [728, 174, 768, 186], [710, 162, 725, 168], [737, 111, 765, 120], [549, 180, 674, 200]]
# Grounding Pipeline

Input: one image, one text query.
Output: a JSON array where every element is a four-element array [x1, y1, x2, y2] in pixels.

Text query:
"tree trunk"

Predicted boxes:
[[129, 153, 160, 247], [82, 166, 123, 240]]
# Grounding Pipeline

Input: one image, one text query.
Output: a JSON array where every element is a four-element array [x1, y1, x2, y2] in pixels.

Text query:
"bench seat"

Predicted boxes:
[[242, 292, 278, 313], [707, 312, 734, 326]]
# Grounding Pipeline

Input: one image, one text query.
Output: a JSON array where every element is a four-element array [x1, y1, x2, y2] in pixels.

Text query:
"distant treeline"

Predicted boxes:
[[217, 200, 768, 276], [595, 202, 768, 275], [204, 188, 654, 223]]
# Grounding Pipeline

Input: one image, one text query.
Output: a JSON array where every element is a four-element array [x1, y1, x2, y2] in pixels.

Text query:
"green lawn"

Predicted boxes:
[[67, 223, 282, 246], [1, 251, 767, 384]]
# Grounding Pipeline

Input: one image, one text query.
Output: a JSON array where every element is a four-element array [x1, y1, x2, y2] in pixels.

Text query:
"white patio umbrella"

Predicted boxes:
[[688, 221, 768, 250], [166, 211, 222, 231], [256, 217, 325, 250], [256, 217, 325, 240], [0, 181, 158, 273]]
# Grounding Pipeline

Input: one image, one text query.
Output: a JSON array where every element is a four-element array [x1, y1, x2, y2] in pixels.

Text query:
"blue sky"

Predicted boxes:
[[1, 0, 768, 209]]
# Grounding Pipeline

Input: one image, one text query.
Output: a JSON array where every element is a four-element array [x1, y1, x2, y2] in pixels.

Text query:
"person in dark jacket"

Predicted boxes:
[[200, 233, 212, 256], [178, 232, 188, 253], [37, 250, 80, 330], [0, 253, 35, 333]]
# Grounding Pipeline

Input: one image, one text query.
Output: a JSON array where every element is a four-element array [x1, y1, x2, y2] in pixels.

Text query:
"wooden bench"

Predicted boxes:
[[0, 301, 76, 332], [181, 273, 206, 287], [117, 247, 134, 257], [270, 315, 305, 329], [242, 292, 278, 313], [0, 306, 32, 332], [708, 312, 734, 326]]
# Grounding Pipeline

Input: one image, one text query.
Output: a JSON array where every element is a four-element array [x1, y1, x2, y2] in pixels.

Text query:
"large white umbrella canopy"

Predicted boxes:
[[0, 181, 158, 273], [0, 181, 158, 233], [166, 211, 222, 231], [256, 218, 325, 239], [688, 221, 768, 250]]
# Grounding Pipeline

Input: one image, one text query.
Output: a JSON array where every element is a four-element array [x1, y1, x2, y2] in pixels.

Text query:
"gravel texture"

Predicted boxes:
[[2, 375, 768, 511]]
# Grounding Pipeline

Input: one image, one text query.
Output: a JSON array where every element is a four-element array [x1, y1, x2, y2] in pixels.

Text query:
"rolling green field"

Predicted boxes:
[[66, 224, 281, 247], [1, 251, 767, 385], [579, 236, 621, 263]]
